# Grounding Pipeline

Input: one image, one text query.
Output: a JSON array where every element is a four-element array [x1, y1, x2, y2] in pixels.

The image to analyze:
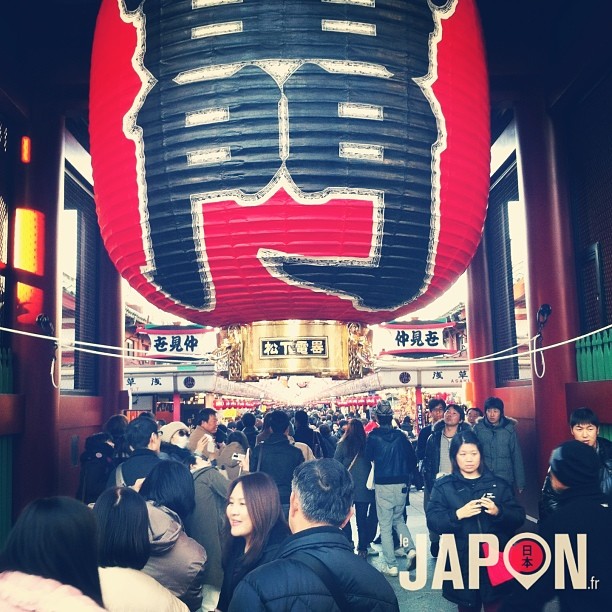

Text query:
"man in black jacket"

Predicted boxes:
[[366, 400, 418, 576], [249, 410, 304, 516], [293, 408, 324, 457], [422, 403, 470, 557], [240, 411, 259, 449], [229, 459, 399, 612], [416, 398, 446, 462], [502, 440, 612, 611], [106, 414, 161, 487], [416, 399, 445, 552]]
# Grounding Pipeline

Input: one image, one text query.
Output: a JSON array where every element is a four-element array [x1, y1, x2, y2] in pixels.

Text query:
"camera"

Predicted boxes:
[[232, 453, 246, 462]]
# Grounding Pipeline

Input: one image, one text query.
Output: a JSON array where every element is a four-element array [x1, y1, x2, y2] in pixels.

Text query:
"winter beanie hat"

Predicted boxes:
[[375, 400, 394, 417], [160, 421, 189, 444], [549, 440, 600, 487]]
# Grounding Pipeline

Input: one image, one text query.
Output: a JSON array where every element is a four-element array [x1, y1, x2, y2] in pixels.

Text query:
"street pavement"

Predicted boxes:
[[359, 488, 456, 611]]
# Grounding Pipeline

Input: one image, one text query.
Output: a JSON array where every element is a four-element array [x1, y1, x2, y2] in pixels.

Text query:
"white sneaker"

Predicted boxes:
[[406, 549, 417, 572], [394, 548, 407, 557], [366, 546, 379, 556], [381, 564, 399, 577]]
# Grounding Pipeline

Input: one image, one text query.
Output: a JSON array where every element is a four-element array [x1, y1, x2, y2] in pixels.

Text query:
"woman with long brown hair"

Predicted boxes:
[[216, 472, 290, 611], [334, 418, 377, 558]]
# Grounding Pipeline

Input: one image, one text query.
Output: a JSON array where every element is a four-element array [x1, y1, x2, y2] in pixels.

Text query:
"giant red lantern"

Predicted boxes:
[[90, 0, 489, 380], [90, 0, 489, 325]]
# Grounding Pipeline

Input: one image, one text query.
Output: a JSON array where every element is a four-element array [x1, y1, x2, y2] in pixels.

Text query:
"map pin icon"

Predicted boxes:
[[504, 533, 551, 590]]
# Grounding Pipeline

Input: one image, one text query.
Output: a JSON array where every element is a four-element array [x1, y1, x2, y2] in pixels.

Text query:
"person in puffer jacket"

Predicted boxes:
[[228, 459, 399, 612], [473, 397, 525, 493], [140, 462, 207, 611], [539, 407, 612, 523], [0, 572, 104, 612], [426, 430, 525, 610], [421, 404, 472, 558], [144, 502, 207, 611]]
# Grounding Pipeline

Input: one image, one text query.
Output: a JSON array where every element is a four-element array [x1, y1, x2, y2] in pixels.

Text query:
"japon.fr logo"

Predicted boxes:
[[399, 533, 600, 592]]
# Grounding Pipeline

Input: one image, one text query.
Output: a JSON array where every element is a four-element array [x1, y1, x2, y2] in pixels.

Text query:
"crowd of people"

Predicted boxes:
[[0, 400, 610, 611]]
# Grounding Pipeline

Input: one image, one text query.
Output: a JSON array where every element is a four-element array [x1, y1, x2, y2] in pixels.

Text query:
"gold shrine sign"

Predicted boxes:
[[213, 321, 372, 381], [260, 336, 328, 360]]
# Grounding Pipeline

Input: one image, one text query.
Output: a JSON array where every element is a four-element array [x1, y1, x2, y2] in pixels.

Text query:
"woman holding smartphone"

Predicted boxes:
[[426, 430, 525, 612], [216, 472, 290, 611]]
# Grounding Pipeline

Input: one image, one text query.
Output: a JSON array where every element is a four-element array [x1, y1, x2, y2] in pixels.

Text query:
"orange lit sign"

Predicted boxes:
[[21, 136, 31, 164], [14, 209, 44, 275], [16, 282, 44, 326]]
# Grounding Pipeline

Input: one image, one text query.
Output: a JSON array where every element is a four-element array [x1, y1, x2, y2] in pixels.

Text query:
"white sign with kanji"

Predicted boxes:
[[143, 329, 217, 360], [374, 322, 454, 356]]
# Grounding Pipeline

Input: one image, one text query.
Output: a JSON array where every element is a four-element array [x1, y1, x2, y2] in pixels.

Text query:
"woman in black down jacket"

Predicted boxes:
[[218, 472, 290, 611], [426, 430, 525, 611]]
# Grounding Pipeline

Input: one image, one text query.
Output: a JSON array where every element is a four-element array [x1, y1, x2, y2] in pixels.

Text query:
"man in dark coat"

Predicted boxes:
[[416, 398, 446, 462], [539, 407, 612, 522], [106, 415, 161, 487], [422, 403, 471, 557], [293, 408, 324, 457], [240, 411, 259, 449], [228, 459, 399, 612], [416, 398, 445, 553], [318, 423, 337, 458], [250, 410, 304, 516], [473, 396, 525, 493], [365, 400, 418, 576], [502, 440, 612, 611]]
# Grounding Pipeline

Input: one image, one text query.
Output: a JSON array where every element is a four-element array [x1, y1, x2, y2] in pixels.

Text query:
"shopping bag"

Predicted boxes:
[[482, 542, 514, 586]]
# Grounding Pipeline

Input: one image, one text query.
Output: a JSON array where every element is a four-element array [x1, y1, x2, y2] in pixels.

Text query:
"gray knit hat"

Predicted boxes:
[[375, 400, 393, 417]]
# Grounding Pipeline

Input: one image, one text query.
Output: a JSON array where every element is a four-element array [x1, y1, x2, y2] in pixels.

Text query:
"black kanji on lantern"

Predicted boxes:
[[122, 0, 440, 312]]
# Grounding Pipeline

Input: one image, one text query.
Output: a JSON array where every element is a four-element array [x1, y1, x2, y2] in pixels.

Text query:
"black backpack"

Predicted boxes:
[[76, 433, 115, 503]]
